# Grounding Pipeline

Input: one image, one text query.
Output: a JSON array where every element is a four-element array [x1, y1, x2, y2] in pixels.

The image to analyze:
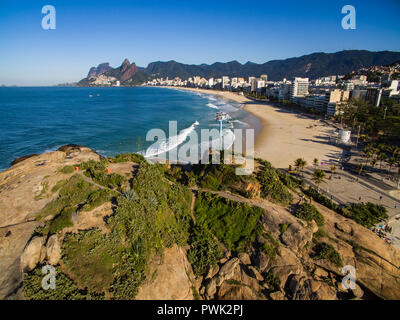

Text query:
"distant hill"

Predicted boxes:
[[77, 50, 400, 85], [145, 50, 400, 81]]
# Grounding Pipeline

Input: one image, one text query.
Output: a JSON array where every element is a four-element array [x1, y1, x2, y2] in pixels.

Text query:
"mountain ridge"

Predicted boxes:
[[77, 50, 400, 86]]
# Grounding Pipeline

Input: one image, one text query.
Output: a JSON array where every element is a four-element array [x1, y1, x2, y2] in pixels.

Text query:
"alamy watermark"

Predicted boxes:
[[41, 5, 56, 30], [341, 5, 356, 30], [41, 265, 56, 290], [341, 265, 356, 290], [144, 121, 255, 175]]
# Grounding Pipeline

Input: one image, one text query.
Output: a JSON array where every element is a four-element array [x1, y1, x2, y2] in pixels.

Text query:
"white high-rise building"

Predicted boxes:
[[290, 77, 309, 99], [222, 76, 230, 89], [208, 78, 214, 87]]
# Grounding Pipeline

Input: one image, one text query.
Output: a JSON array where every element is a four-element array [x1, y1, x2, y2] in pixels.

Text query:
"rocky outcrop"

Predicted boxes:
[[136, 245, 195, 300], [45, 235, 61, 266], [0, 146, 101, 299], [21, 237, 45, 272], [87, 63, 112, 78]]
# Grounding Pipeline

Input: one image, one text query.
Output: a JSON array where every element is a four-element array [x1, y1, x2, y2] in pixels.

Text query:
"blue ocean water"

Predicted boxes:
[[0, 86, 259, 171]]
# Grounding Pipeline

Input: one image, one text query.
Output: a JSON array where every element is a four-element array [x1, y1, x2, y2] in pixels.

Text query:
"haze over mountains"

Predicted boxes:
[[78, 50, 400, 86]]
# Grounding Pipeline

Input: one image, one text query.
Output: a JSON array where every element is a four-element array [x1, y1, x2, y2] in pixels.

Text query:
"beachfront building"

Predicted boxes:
[[290, 77, 309, 101], [222, 76, 230, 89]]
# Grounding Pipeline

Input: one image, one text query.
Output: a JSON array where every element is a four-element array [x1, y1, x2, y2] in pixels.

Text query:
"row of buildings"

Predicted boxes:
[[146, 72, 400, 118]]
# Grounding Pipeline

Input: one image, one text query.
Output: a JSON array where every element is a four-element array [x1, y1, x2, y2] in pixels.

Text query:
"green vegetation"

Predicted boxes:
[[23, 266, 104, 300], [80, 160, 127, 190], [312, 169, 326, 186], [60, 165, 75, 174], [302, 187, 339, 211], [36, 174, 99, 221], [62, 230, 117, 293], [256, 159, 293, 204], [279, 223, 288, 234], [260, 231, 280, 260], [34, 180, 49, 200], [294, 203, 325, 227], [187, 225, 223, 276], [340, 202, 388, 229], [80, 189, 117, 212], [27, 161, 194, 300], [313, 243, 343, 267], [110, 153, 145, 164], [263, 271, 281, 293], [194, 192, 264, 252], [51, 179, 68, 193], [338, 98, 400, 138]]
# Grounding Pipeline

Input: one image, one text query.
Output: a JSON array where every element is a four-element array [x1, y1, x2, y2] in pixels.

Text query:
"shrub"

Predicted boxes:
[[187, 225, 223, 276], [295, 203, 325, 227], [313, 243, 343, 267], [256, 160, 293, 204], [23, 266, 103, 300], [261, 231, 280, 259], [303, 187, 339, 211], [194, 192, 264, 252], [263, 271, 281, 293], [112, 153, 145, 164], [51, 179, 68, 193], [37, 174, 99, 221], [339, 202, 388, 228], [60, 165, 74, 174], [80, 189, 117, 212], [279, 223, 288, 234]]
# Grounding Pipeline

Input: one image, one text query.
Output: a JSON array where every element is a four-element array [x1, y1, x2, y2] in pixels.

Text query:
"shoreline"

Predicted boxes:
[[161, 86, 343, 169]]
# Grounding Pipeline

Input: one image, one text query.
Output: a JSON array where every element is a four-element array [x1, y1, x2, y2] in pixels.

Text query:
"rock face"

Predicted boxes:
[[87, 62, 112, 78], [0, 146, 101, 299], [2, 146, 400, 300], [21, 237, 45, 272], [45, 235, 61, 266], [135, 245, 195, 300]]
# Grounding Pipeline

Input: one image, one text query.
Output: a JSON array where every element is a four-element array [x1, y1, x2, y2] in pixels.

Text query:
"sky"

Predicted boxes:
[[0, 0, 400, 85]]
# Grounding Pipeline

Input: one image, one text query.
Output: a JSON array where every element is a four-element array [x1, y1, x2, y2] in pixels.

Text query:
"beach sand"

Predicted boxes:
[[169, 86, 342, 169]]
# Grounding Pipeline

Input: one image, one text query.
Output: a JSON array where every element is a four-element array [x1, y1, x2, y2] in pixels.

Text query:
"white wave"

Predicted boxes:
[[143, 121, 200, 158], [230, 119, 247, 126], [206, 103, 219, 109]]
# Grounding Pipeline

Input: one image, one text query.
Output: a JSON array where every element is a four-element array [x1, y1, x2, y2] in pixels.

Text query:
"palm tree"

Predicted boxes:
[[312, 169, 326, 187], [329, 165, 336, 179], [370, 158, 377, 170], [313, 158, 319, 169], [378, 152, 387, 170], [294, 158, 307, 177]]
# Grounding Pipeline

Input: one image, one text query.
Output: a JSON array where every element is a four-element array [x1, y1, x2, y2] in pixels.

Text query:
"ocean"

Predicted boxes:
[[0, 86, 260, 171]]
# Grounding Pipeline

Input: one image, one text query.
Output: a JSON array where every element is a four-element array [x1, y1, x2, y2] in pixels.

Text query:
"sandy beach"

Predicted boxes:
[[168, 86, 343, 169]]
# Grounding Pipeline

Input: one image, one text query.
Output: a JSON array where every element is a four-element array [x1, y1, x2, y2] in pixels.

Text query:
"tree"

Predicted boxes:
[[313, 158, 319, 169], [312, 169, 326, 187], [294, 158, 307, 177], [330, 165, 336, 179], [378, 152, 387, 170]]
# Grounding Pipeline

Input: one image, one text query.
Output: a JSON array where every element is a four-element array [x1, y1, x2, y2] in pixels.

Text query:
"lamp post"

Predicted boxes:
[[216, 112, 228, 152]]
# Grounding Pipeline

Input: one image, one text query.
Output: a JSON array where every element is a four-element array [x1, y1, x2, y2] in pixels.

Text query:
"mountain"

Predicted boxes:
[[78, 59, 150, 86], [77, 50, 400, 86], [145, 50, 400, 81], [87, 62, 112, 78]]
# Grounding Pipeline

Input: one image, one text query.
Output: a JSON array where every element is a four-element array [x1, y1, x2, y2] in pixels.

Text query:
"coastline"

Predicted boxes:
[[161, 86, 342, 169]]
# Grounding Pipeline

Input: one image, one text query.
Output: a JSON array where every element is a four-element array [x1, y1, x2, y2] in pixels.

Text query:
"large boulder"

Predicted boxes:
[[20, 236, 45, 272], [136, 245, 194, 300], [46, 235, 61, 266]]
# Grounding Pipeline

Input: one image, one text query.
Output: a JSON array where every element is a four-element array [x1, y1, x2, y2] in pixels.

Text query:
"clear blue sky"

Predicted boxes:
[[1, 0, 399, 85]]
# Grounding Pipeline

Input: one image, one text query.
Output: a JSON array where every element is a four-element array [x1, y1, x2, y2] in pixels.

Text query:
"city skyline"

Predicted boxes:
[[0, 0, 400, 85]]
